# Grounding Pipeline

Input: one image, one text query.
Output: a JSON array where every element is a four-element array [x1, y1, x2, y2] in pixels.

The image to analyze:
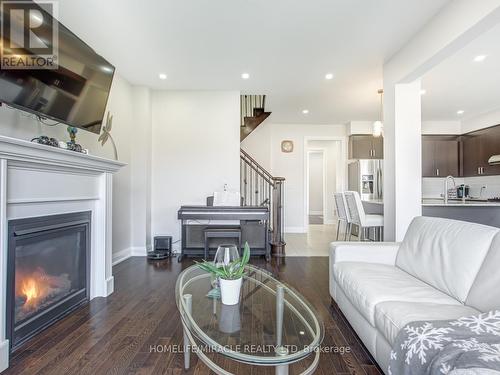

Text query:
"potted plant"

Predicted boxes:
[[197, 243, 250, 305]]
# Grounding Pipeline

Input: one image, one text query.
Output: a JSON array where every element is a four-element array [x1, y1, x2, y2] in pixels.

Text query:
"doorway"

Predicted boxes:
[[307, 150, 325, 225], [304, 138, 345, 228]]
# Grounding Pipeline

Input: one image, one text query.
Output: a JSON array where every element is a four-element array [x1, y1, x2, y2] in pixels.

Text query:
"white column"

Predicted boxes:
[[104, 172, 114, 296], [384, 81, 422, 241], [383, 81, 422, 241], [92, 172, 114, 298]]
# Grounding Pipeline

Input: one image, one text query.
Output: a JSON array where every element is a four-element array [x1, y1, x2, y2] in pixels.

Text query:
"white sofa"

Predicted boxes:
[[329, 216, 500, 373]]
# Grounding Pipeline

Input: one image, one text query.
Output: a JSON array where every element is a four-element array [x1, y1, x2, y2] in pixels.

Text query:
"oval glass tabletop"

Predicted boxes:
[[175, 264, 324, 366]]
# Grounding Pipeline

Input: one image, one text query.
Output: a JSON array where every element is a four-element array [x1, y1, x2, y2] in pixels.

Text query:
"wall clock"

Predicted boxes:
[[281, 140, 294, 153]]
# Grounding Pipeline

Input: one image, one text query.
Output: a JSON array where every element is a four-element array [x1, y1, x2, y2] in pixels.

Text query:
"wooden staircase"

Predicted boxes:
[[240, 95, 271, 141]]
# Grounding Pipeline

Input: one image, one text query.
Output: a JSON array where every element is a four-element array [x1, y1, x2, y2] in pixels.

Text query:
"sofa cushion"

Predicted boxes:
[[333, 262, 461, 325], [466, 232, 500, 312], [395, 217, 498, 303], [374, 301, 479, 345]]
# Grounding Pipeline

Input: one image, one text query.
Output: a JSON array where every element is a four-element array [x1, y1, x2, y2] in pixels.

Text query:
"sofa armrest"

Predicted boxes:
[[329, 242, 401, 300], [330, 242, 401, 265]]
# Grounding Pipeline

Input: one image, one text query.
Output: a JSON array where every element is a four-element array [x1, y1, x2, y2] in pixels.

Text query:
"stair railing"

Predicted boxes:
[[241, 95, 266, 126], [240, 148, 285, 255]]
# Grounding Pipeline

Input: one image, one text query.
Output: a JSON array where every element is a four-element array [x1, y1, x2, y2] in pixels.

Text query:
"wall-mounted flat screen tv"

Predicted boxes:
[[0, 1, 115, 134]]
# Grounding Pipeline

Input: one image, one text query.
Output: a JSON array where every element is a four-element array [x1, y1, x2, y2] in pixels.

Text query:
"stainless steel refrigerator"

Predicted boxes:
[[348, 160, 383, 200]]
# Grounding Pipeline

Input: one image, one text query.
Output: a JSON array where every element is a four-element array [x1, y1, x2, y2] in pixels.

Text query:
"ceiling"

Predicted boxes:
[[422, 22, 500, 122], [57, 0, 449, 124]]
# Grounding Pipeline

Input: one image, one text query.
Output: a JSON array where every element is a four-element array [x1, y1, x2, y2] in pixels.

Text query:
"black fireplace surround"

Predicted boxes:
[[6, 212, 91, 352]]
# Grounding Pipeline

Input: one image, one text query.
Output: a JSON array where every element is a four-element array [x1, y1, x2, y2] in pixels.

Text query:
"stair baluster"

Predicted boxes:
[[240, 149, 286, 256]]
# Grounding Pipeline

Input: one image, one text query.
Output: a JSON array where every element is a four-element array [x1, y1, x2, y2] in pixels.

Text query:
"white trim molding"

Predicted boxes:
[[112, 248, 133, 265], [131, 247, 147, 256], [112, 247, 149, 266], [0, 339, 8, 373]]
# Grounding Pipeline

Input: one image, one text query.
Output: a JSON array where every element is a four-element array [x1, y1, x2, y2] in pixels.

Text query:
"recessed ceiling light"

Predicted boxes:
[[325, 73, 334, 80], [302, 109, 309, 114], [159, 73, 167, 80], [473, 55, 487, 62], [241, 73, 250, 80], [420, 89, 426, 95], [457, 110, 465, 115]]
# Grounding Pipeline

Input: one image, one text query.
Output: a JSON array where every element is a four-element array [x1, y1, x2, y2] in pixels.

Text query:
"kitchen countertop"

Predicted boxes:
[[361, 198, 500, 207], [422, 198, 500, 207]]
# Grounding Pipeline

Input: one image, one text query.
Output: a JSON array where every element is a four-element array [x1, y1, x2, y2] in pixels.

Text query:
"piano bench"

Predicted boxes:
[[203, 228, 242, 260]]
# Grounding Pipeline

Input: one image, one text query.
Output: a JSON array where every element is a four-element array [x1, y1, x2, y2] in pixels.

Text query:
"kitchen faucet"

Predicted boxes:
[[444, 176, 456, 204]]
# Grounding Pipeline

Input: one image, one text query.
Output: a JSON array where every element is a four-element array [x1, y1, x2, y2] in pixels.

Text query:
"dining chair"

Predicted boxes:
[[344, 191, 384, 241], [333, 193, 351, 241]]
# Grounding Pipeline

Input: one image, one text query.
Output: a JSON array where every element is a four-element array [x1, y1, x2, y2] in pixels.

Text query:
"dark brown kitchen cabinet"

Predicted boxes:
[[422, 135, 459, 177], [372, 136, 384, 158], [349, 135, 384, 159], [461, 133, 483, 177], [461, 126, 500, 176]]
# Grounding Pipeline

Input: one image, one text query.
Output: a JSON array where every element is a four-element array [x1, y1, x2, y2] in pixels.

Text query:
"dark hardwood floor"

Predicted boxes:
[[4, 256, 382, 375]]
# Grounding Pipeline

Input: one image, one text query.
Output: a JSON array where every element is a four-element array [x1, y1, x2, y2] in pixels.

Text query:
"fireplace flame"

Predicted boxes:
[[22, 277, 40, 304], [16, 267, 71, 314]]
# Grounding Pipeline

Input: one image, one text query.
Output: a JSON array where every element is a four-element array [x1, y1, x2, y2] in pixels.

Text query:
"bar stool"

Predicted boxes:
[[333, 193, 351, 241], [344, 191, 383, 241]]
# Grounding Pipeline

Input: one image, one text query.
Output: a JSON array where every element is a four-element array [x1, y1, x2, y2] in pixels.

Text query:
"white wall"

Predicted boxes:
[[347, 121, 374, 135], [307, 151, 324, 215], [151, 91, 240, 252], [0, 74, 136, 256], [130, 87, 153, 254], [462, 108, 500, 133], [422, 120, 462, 134]]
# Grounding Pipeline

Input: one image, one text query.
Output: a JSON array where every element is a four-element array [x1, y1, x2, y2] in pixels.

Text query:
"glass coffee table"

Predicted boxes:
[[175, 264, 324, 375]]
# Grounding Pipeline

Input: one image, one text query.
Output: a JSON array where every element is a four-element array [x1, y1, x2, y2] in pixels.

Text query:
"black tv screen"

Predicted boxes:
[[0, 1, 115, 134]]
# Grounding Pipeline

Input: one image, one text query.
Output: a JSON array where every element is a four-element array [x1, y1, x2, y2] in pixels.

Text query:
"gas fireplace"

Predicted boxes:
[[6, 212, 90, 352]]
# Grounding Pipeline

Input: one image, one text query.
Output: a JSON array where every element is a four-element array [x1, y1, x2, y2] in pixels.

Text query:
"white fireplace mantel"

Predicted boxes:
[[0, 135, 125, 372]]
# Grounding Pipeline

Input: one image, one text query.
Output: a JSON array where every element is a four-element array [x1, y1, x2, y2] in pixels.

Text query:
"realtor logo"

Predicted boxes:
[[0, 0, 58, 69]]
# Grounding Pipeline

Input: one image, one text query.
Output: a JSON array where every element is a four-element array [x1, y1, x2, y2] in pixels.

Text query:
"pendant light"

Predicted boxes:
[[373, 89, 384, 138]]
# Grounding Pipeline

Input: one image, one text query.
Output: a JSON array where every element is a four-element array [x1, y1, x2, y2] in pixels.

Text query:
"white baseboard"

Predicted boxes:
[[131, 247, 147, 256], [285, 226, 307, 233], [0, 339, 8, 373], [112, 247, 148, 266], [309, 210, 323, 215], [105, 276, 114, 296], [112, 248, 132, 265]]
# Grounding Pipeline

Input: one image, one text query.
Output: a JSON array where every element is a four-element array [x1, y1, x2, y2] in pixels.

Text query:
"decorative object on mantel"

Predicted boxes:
[[66, 126, 87, 153], [67, 126, 78, 143], [30, 135, 88, 154], [98, 111, 118, 160], [281, 140, 294, 153], [31, 136, 59, 147]]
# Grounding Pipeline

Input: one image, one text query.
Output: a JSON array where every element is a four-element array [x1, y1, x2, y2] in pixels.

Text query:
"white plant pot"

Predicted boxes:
[[219, 277, 242, 305]]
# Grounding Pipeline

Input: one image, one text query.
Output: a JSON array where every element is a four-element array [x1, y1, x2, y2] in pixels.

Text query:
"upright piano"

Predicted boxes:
[[177, 205, 270, 260]]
